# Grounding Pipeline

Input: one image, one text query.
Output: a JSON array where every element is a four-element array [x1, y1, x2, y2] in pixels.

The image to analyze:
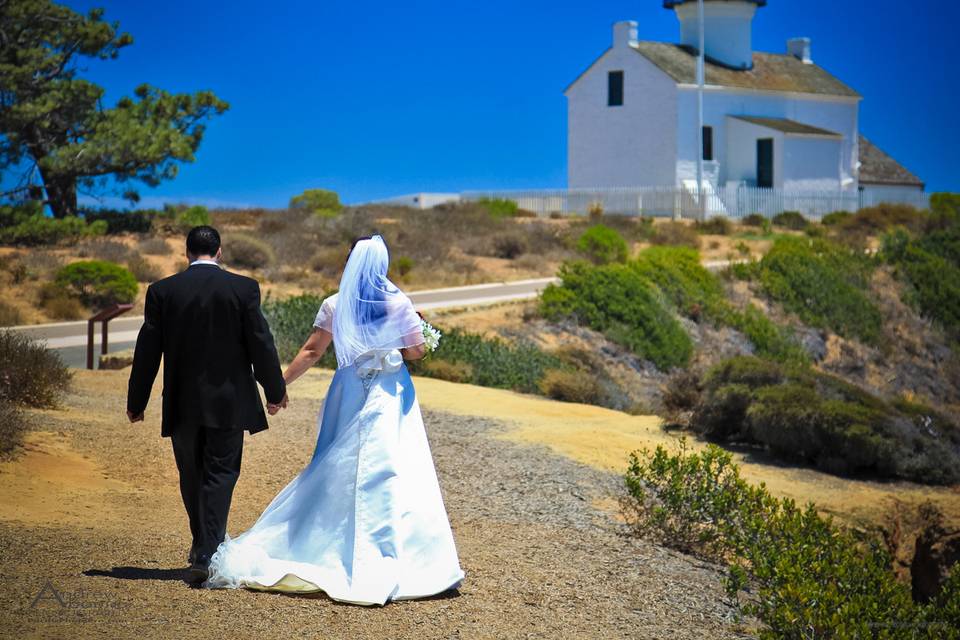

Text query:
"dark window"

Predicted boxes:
[[702, 126, 713, 161], [757, 138, 774, 188], [608, 71, 624, 106]]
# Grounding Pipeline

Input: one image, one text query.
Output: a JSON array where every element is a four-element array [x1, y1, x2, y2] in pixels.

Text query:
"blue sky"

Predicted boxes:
[[46, 0, 960, 206]]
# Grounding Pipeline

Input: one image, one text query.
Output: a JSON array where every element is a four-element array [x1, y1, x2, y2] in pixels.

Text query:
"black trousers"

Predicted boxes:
[[171, 426, 244, 560]]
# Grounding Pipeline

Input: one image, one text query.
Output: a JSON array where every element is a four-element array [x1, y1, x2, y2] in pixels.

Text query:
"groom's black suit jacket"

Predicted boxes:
[[127, 263, 286, 437]]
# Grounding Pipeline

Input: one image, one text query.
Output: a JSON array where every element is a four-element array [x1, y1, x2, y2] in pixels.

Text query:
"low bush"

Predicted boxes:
[[587, 201, 604, 220], [81, 207, 154, 234], [540, 261, 692, 371], [539, 368, 603, 405], [0, 300, 23, 326], [419, 359, 473, 384], [576, 224, 628, 264], [138, 237, 170, 255], [392, 256, 414, 278], [41, 294, 86, 320], [740, 213, 766, 227], [290, 189, 343, 218], [842, 203, 928, 235], [623, 442, 960, 639], [882, 226, 960, 337], [476, 197, 519, 219], [224, 234, 276, 269], [754, 236, 882, 344], [409, 328, 561, 394], [0, 201, 107, 245], [0, 331, 72, 409], [492, 233, 529, 260], [771, 210, 809, 230], [54, 261, 138, 308], [0, 398, 24, 457], [689, 355, 960, 484], [76, 238, 133, 262], [694, 216, 732, 235], [177, 205, 210, 230], [260, 293, 336, 367], [649, 221, 700, 248], [127, 256, 163, 283], [821, 210, 852, 226], [661, 369, 701, 413]]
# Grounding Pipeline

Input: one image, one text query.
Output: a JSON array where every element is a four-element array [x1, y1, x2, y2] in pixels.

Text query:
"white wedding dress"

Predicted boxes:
[[205, 291, 464, 605]]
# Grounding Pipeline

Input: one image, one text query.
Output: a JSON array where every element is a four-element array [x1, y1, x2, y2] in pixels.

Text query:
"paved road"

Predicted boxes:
[[7, 260, 741, 368], [5, 277, 559, 368]]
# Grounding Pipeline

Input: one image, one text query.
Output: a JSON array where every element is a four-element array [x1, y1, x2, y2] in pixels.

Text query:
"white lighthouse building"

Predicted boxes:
[[564, 0, 924, 207]]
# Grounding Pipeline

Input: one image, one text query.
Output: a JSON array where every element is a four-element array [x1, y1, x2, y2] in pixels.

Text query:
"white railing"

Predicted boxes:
[[462, 186, 930, 220]]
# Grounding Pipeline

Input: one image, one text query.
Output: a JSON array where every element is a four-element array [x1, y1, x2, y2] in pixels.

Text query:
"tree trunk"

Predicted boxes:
[[40, 172, 79, 219]]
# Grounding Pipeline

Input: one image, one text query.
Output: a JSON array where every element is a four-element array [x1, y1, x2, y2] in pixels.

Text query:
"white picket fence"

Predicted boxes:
[[461, 185, 930, 220]]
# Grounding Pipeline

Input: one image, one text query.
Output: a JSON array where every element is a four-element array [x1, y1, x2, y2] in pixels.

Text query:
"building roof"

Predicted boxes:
[[730, 116, 842, 137], [632, 41, 861, 98], [858, 135, 924, 187], [663, 0, 766, 6]]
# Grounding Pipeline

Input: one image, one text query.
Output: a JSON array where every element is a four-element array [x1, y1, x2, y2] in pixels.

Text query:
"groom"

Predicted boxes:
[[126, 225, 287, 582]]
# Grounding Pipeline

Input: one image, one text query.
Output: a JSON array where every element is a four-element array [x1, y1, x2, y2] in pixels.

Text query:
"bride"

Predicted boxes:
[[205, 235, 464, 605]]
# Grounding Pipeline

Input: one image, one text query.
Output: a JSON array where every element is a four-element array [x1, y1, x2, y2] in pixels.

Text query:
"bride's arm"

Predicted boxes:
[[283, 329, 333, 385]]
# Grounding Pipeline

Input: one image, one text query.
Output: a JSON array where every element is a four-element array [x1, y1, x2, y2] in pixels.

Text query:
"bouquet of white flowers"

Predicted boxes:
[[421, 319, 442, 353]]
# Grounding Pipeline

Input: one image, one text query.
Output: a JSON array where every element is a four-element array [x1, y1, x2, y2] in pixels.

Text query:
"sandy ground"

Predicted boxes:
[[0, 369, 753, 639], [3, 367, 955, 638]]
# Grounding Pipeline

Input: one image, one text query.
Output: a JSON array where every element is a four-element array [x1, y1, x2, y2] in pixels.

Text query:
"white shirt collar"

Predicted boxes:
[[190, 259, 220, 267]]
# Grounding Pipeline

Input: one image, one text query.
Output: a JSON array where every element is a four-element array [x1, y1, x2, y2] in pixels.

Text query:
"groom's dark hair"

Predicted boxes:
[[186, 225, 221, 257]]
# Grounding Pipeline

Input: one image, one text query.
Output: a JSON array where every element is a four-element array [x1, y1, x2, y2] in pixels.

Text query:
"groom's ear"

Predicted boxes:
[[216, 247, 223, 261]]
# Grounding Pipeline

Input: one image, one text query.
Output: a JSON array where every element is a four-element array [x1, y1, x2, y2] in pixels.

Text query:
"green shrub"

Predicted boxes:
[[632, 247, 806, 363], [650, 221, 700, 248], [0, 331, 71, 409], [623, 442, 960, 639], [409, 328, 560, 394], [844, 203, 928, 235], [734, 240, 750, 256], [539, 368, 603, 404], [0, 201, 106, 245], [289, 189, 343, 218], [883, 232, 960, 337], [756, 236, 882, 344], [576, 224, 628, 264], [419, 359, 473, 384], [476, 197, 519, 219], [821, 210, 852, 226], [176, 205, 210, 230], [540, 261, 692, 370], [771, 210, 809, 230], [691, 355, 960, 484], [492, 233, 529, 259], [82, 207, 154, 234], [54, 261, 138, 308], [225, 234, 275, 269], [661, 369, 702, 413], [261, 293, 336, 366], [740, 213, 766, 227], [392, 256, 414, 278], [694, 216, 732, 235]]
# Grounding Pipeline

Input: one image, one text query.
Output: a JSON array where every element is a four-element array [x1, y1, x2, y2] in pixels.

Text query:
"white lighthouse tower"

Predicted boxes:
[[664, 0, 766, 69]]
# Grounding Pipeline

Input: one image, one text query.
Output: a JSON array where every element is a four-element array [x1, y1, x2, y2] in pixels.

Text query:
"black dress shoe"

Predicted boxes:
[[188, 554, 211, 583]]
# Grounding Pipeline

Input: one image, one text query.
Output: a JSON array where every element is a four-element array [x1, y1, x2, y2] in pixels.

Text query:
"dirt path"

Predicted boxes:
[[0, 370, 750, 639]]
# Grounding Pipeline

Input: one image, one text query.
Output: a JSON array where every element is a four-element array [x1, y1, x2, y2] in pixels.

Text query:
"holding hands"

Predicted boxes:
[[267, 392, 289, 416]]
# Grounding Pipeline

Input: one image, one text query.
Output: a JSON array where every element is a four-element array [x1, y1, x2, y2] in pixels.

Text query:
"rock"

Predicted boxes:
[[99, 348, 135, 370], [796, 327, 827, 362]]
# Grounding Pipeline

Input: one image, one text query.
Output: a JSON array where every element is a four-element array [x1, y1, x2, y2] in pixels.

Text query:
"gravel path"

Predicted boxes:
[[0, 371, 751, 639]]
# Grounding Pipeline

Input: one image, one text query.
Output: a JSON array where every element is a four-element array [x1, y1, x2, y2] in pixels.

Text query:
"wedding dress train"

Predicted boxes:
[[204, 349, 464, 605]]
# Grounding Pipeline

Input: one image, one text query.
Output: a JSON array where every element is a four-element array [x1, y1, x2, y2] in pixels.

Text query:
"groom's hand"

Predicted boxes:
[[267, 392, 289, 415], [126, 410, 144, 423]]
